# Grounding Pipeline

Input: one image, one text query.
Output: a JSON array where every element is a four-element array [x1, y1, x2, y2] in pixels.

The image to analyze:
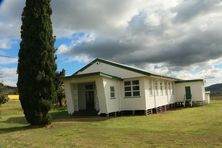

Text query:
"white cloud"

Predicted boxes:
[[0, 0, 222, 86], [0, 39, 17, 49], [58, 44, 69, 54], [143, 58, 222, 86], [0, 67, 17, 86], [0, 56, 17, 64], [0, 39, 11, 49], [0, 0, 23, 39]]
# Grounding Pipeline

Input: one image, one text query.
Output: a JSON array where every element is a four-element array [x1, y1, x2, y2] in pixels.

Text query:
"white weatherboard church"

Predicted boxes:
[[64, 58, 210, 116]]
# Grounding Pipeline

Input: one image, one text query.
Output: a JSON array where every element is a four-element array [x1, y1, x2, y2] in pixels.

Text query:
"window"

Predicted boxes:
[[172, 82, 175, 95], [168, 82, 171, 95], [85, 84, 94, 90], [160, 81, 163, 95], [149, 80, 153, 96], [165, 81, 168, 95], [124, 80, 140, 97], [110, 86, 115, 99], [155, 80, 158, 96]]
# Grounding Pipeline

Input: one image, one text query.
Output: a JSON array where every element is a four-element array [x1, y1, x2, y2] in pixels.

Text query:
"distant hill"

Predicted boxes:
[[0, 83, 18, 95], [206, 83, 222, 96]]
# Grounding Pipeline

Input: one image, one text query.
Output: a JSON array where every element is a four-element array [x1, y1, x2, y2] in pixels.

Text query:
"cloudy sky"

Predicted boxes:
[[0, 0, 222, 86]]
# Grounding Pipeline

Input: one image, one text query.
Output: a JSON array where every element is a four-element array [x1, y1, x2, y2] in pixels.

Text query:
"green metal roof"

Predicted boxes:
[[175, 79, 204, 83], [65, 72, 123, 81], [70, 58, 180, 80]]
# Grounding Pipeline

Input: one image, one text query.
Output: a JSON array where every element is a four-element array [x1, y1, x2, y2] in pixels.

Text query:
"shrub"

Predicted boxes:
[[0, 95, 9, 105]]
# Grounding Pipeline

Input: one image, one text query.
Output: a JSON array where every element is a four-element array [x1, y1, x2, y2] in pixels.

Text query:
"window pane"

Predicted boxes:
[[124, 86, 131, 91], [125, 92, 131, 97], [133, 86, 140, 91], [124, 81, 131, 86], [111, 93, 115, 98], [85, 84, 93, 90], [110, 86, 114, 91], [133, 91, 140, 96], [132, 80, 139, 85]]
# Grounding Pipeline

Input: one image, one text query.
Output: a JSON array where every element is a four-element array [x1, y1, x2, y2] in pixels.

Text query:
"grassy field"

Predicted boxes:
[[0, 99, 222, 147]]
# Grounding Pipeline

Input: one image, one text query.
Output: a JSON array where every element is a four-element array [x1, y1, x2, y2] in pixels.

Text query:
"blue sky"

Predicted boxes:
[[0, 0, 222, 86], [54, 34, 86, 74]]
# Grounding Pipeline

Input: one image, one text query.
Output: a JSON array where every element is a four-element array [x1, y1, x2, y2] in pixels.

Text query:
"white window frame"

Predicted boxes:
[[124, 80, 140, 97], [160, 81, 163, 95], [155, 80, 158, 96], [149, 80, 153, 96], [168, 82, 172, 95], [110, 86, 115, 99], [165, 81, 168, 95], [172, 82, 175, 95]]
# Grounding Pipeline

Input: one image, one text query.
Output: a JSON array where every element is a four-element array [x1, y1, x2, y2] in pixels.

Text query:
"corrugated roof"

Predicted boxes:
[[71, 58, 180, 80], [65, 72, 123, 81], [175, 79, 204, 83]]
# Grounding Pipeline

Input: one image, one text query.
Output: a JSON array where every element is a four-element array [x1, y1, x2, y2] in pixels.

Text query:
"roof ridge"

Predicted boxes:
[[97, 58, 151, 73], [66, 71, 123, 80], [96, 58, 179, 80], [72, 58, 180, 80]]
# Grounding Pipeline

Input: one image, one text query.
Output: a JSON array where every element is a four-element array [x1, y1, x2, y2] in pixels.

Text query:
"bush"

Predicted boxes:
[[0, 95, 9, 105]]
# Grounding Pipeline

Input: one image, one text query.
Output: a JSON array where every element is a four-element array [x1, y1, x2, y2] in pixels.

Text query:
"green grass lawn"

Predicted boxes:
[[1, 99, 222, 147]]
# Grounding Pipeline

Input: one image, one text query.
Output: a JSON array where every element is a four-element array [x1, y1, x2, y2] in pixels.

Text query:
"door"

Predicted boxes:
[[85, 91, 95, 110], [185, 86, 192, 100]]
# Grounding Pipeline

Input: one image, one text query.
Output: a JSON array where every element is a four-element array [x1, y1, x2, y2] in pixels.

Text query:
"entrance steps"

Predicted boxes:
[[73, 110, 98, 116]]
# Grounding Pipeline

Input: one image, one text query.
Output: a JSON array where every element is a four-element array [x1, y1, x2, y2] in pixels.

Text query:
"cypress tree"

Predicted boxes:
[[17, 0, 57, 125]]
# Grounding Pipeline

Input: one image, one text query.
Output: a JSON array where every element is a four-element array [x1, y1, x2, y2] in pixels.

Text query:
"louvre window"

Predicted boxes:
[[160, 81, 163, 95], [149, 80, 153, 96], [155, 81, 158, 96], [165, 81, 168, 95], [172, 82, 175, 95], [168, 82, 171, 95]]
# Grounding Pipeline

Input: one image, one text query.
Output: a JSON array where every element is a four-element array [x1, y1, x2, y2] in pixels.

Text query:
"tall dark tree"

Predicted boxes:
[[55, 69, 65, 107], [17, 0, 57, 125]]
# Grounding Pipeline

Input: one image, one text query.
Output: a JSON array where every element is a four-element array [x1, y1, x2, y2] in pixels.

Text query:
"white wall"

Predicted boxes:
[[101, 77, 147, 113], [102, 78, 121, 113], [175, 81, 205, 102], [72, 84, 78, 111], [120, 77, 146, 111], [64, 81, 75, 114], [77, 61, 145, 78], [144, 77, 176, 110], [144, 78, 155, 109], [205, 92, 210, 104], [95, 78, 107, 114]]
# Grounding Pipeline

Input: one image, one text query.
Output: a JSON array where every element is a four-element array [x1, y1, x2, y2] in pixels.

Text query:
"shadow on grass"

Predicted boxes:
[[0, 125, 41, 134], [50, 110, 110, 122], [2, 109, 109, 124], [0, 105, 111, 135], [0, 126, 30, 134], [55, 116, 111, 122], [3, 116, 27, 124]]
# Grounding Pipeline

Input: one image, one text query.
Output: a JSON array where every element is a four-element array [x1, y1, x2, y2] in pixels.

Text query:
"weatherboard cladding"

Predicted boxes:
[[69, 58, 180, 80]]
